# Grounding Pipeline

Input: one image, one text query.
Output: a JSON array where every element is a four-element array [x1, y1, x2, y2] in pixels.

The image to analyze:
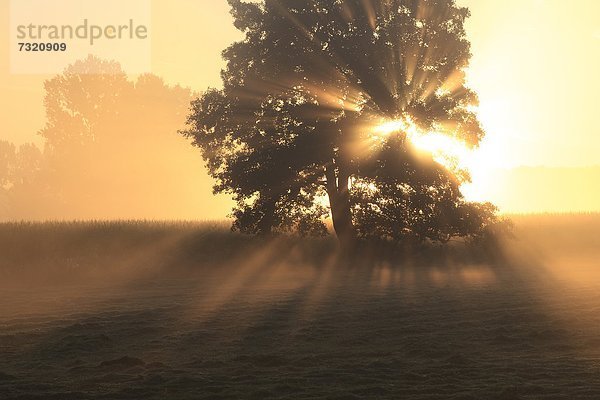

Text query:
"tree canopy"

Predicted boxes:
[[183, 0, 499, 247]]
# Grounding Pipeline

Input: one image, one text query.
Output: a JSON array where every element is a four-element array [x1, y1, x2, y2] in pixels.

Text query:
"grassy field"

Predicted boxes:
[[1, 215, 600, 399]]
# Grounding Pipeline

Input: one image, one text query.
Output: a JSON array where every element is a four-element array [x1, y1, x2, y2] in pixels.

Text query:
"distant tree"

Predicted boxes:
[[40, 56, 131, 183], [0, 56, 211, 221], [11, 144, 43, 186], [0, 141, 16, 217], [183, 0, 498, 248], [34, 55, 205, 219], [3, 56, 227, 221], [0, 141, 16, 190], [0, 142, 12, 217], [0, 141, 45, 219]]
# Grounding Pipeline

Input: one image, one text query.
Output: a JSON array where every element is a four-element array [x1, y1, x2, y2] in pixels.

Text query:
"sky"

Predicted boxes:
[[464, 0, 600, 168], [1, 0, 599, 214]]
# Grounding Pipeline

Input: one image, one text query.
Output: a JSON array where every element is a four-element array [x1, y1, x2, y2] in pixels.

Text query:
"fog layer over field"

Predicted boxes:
[[1, 215, 600, 399]]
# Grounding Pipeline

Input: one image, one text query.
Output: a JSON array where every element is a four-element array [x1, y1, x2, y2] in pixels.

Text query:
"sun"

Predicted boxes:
[[374, 118, 473, 172], [373, 117, 495, 202]]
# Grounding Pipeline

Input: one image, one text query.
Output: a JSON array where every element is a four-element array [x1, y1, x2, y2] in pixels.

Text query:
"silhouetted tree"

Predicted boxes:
[[184, 0, 499, 249]]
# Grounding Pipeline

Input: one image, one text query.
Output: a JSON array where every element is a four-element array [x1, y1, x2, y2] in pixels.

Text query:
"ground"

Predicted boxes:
[[1, 216, 600, 399]]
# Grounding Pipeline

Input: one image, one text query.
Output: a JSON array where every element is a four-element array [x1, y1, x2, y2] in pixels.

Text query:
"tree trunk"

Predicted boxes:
[[325, 163, 356, 253], [257, 192, 277, 235]]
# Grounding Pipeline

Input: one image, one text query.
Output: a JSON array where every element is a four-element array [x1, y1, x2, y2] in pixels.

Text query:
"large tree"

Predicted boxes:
[[183, 0, 498, 248]]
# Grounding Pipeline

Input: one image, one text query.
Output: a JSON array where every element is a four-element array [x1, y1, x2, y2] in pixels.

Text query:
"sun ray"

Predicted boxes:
[[373, 117, 477, 183]]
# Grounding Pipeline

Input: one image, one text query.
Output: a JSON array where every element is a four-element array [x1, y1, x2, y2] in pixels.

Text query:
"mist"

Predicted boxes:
[[3, 207, 600, 399], [0, 56, 231, 222]]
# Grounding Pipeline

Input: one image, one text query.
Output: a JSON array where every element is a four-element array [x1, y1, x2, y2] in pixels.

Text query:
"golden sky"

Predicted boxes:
[[1, 0, 599, 214]]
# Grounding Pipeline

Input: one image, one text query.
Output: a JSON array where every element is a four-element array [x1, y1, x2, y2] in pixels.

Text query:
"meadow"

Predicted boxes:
[[1, 214, 600, 399]]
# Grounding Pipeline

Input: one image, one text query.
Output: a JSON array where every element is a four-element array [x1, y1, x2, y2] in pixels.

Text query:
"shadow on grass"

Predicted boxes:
[[0, 219, 544, 288], [2, 220, 600, 399]]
